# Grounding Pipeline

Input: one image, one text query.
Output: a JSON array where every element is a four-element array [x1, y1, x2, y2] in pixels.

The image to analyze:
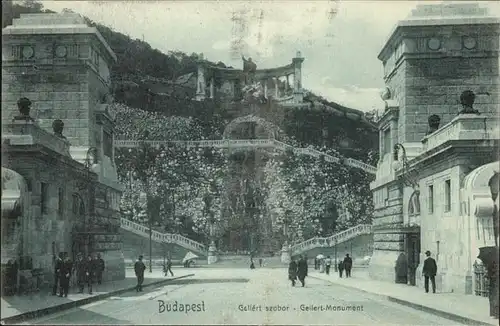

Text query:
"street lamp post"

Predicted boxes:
[[334, 238, 338, 272], [139, 136, 153, 274]]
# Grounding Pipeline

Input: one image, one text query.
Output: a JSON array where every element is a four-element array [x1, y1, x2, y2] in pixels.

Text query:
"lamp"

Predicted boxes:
[[393, 143, 418, 190]]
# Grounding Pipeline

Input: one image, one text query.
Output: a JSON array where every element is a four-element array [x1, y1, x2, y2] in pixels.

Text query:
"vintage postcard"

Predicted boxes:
[[1, 0, 499, 325]]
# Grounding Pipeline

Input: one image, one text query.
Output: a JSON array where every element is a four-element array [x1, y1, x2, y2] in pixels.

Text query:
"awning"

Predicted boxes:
[[1, 167, 27, 219]]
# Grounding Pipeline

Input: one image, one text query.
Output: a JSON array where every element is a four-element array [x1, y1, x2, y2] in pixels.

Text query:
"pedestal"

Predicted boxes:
[[281, 243, 291, 264], [207, 241, 218, 265]]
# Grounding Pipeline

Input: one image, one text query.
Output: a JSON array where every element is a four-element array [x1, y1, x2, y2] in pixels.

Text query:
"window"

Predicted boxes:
[[408, 191, 421, 216], [428, 185, 434, 214], [41, 183, 49, 214], [444, 180, 451, 212], [58, 187, 64, 218], [383, 128, 391, 155]]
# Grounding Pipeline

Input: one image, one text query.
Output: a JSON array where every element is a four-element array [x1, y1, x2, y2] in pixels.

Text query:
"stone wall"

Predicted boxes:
[[2, 147, 93, 284], [403, 56, 499, 142]]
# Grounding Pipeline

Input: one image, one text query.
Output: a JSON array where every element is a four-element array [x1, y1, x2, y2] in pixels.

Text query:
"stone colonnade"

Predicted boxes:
[[195, 52, 304, 102]]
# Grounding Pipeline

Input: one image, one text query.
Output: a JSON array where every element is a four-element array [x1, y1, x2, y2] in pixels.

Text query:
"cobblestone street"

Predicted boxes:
[[25, 269, 458, 325]]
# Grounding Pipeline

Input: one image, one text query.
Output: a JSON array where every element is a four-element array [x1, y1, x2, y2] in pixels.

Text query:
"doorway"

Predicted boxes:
[[406, 232, 421, 286]]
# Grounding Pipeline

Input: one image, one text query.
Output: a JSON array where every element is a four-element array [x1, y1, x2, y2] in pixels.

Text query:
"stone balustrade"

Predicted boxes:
[[421, 115, 499, 152], [114, 138, 377, 175], [2, 120, 71, 157], [291, 224, 372, 255], [120, 218, 207, 255]]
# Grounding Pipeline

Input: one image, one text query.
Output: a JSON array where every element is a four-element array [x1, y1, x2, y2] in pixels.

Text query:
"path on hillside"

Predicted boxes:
[[114, 138, 377, 174]]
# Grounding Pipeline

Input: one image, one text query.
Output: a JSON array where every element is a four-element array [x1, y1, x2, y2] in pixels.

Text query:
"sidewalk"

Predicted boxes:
[[0, 269, 193, 324], [311, 270, 496, 326]]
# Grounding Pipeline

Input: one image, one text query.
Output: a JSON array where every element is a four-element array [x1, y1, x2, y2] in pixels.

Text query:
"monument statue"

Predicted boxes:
[[242, 56, 257, 84], [459, 90, 480, 115]]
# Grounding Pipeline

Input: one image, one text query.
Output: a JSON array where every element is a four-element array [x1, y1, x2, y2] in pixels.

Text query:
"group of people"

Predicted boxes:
[[52, 252, 105, 297], [315, 254, 353, 278], [288, 256, 309, 287]]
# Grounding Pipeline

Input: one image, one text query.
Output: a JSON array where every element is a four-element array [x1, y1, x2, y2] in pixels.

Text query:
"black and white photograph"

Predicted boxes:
[[0, 0, 499, 325]]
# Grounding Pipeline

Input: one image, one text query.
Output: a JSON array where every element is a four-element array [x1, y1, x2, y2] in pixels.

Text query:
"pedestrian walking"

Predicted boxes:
[[288, 259, 298, 286], [85, 254, 93, 294], [163, 258, 174, 277], [250, 259, 255, 269], [314, 258, 318, 270], [297, 255, 308, 287], [134, 255, 146, 292], [52, 253, 63, 295], [338, 260, 345, 278], [325, 256, 332, 275], [343, 254, 353, 278], [422, 250, 437, 293], [59, 252, 72, 297], [259, 258, 263, 267], [93, 253, 105, 285]]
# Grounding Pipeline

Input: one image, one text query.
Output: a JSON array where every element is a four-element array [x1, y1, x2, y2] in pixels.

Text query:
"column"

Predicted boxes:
[[195, 56, 206, 101], [209, 77, 215, 99], [207, 223, 218, 264], [263, 79, 268, 99], [281, 242, 291, 263], [293, 51, 305, 103], [274, 77, 279, 98], [286, 75, 290, 92]]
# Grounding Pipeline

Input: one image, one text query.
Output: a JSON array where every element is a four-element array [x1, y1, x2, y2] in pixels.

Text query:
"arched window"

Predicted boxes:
[[408, 190, 421, 216]]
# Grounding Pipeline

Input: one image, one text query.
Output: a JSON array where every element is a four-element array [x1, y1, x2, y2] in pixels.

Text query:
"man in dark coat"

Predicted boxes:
[[134, 255, 146, 292], [163, 258, 174, 277], [74, 253, 92, 294], [422, 250, 437, 293], [343, 254, 353, 278], [338, 261, 345, 278], [297, 255, 308, 287], [59, 252, 72, 297], [93, 253, 105, 285], [52, 253, 63, 295], [85, 255, 94, 294], [288, 259, 298, 286]]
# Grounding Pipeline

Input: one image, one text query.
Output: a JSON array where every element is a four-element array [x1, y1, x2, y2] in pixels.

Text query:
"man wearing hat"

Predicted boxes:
[[134, 255, 146, 292], [422, 250, 437, 293]]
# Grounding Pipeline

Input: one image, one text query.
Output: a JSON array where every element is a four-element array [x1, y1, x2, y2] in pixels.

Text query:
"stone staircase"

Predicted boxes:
[[120, 218, 208, 256], [120, 218, 373, 264], [291, 224, 373, 256]]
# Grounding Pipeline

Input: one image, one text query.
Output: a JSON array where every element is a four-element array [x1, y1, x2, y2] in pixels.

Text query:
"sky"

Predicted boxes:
[[40, 0, 500, 112]]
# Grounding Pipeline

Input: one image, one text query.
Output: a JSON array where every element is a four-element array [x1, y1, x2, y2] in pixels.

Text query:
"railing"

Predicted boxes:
[[421, 115, 499, 153], [114, 138, 377, 175], [120, 218, 207, 255], [473, 260, 490, 297], [2, 120, 71, 157], [291, 224, 372, 255]]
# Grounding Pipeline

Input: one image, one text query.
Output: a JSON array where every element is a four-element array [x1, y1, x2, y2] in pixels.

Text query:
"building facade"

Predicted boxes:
[[1, 13, 125, 290], [369, 3, 499, 294]]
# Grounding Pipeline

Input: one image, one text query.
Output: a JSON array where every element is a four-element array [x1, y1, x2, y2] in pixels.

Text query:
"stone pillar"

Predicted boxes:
[[281, 242, 291, 263], [207, 240, 218, 264], [195, 55, 206, 101], [274, 78, 279, 98], [285, 75, 290, 91], [209, 77, 215, 99], [293, 51, 305, 103], [263, 80, 268, 99]]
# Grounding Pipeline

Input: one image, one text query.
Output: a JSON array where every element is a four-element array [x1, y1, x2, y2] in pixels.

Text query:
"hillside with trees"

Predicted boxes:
[[3, 1, 378, 251]]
